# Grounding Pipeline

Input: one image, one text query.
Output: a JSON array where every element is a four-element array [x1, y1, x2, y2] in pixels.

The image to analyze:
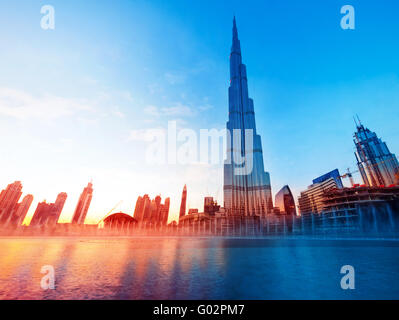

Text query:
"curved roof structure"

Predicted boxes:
[[103, 212, 137, 225]]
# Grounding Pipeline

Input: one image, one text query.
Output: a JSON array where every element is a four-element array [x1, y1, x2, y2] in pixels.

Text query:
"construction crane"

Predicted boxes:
[[341, 157, 399, 187], [97, 200, 123, 226], [340, 168, 358, 187]]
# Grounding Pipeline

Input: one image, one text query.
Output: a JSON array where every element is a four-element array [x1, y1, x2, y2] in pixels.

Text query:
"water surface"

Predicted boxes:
[[0, 237, 398, 299]]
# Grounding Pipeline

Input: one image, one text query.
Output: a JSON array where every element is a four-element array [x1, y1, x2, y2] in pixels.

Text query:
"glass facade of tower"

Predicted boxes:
[[223, 18, 272, 217], [354, 124, 399, 187], [312, 169, 343, 189], [275, 185, 297, 216]]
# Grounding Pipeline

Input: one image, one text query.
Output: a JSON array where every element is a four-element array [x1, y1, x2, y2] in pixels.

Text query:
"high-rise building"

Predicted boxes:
[[160, 197, 170, 226], [275, 185, 297, 216], [151, 195, 162, 223], [134, 194, 150, 223], [298, 170, 343, 215], [142, 196, 152, 222], [223, 17, 273, 217], [71, 182, 93, 224], [30, 192, 67, 227], [133, 196, 144, 221], [0, 181, 23, 225], [133, 194, 170, 227], [9, 194, 34, 226], [354, 121, 399, 187], [30, 201, 50, 227], [179, 185, 187, 218], [312, 169, 343, 189], [47, 192, 67, 225]]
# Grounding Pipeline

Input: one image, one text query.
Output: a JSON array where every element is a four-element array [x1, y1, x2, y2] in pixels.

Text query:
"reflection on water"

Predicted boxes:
[[0, 237, 399, 300]]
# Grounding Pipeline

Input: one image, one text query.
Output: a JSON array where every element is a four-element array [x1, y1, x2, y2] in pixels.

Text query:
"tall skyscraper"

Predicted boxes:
[[354, 121, 399, 187], [223, 17, 273, 217], [179, 185, 187, 218], [133, 195, 144, 221], [30, 192, 67, 227], [30, 201, 50, 227], [71, 182, 93, 224], [142, 196, 152, 222], [161, 197, 170, 226], [9, 194, 34, 226], [0, 181, 23, 225], [151, 195, 162, 223], [47, 192, 67, 225], [134, 194, 151, 224]]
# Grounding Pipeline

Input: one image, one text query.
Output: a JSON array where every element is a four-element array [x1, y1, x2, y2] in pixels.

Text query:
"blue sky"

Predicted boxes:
[[0, 0, 398, 223]]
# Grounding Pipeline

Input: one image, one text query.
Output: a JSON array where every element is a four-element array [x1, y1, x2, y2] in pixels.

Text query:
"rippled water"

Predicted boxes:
[[0, 237, 398, 300]]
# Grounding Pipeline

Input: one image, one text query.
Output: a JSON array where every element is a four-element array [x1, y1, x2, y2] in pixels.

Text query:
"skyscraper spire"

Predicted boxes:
[[233, 16, 238, 39], [231, 16, 241, 56]]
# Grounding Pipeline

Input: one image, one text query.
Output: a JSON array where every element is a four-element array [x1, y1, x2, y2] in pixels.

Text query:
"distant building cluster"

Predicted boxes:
[[133, 194, 170, 228], [0, 181, 93, 228]]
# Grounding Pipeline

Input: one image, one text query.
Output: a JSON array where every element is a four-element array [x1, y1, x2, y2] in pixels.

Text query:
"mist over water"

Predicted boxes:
[[0, 237, 398, 300]]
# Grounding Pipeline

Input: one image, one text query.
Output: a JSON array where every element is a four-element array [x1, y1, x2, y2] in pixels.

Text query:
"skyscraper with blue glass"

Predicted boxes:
[[223, 18, 273, 217], [354, 122, 399, 187]]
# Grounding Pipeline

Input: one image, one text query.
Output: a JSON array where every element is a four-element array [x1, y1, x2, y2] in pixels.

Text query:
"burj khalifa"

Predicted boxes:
[[223, 17, 273, 217]]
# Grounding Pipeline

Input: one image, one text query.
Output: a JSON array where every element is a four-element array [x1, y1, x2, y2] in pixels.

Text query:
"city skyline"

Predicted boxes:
[[1, 1, 399, 224], [2, 115, 397, 226]]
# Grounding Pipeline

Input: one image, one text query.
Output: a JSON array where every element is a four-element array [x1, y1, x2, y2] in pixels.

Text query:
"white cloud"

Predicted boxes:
[[162, 103, 193, 116], [144, 103, 195, 118], [0, 87, 92, 120], [199, 104, 214, 111]]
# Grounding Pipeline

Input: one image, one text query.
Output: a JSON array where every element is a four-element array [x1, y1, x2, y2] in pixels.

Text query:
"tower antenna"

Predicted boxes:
[[356, 114, 362, 126], [353, 116, 358, 127]]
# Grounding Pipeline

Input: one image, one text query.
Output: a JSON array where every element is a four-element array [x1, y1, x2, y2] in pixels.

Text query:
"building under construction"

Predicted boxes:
[[320, 185, 399, 233]]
